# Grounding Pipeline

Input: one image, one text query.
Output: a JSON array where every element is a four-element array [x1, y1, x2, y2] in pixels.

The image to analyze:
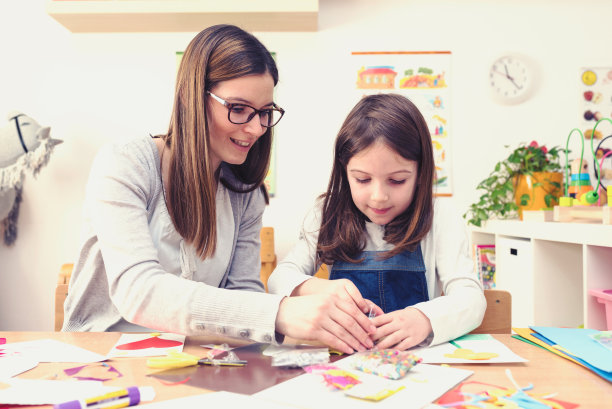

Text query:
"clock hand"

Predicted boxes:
[[508, 77, 522, 90], [504, 64, 511, 79]]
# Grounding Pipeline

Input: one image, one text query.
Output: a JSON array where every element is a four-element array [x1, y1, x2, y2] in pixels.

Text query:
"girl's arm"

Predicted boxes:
[[410, 199, 486, 345], [267, 202, 322, 296]]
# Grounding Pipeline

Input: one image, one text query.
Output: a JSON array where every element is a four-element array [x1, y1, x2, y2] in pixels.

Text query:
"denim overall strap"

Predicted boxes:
[[329, 244, 428, 314]]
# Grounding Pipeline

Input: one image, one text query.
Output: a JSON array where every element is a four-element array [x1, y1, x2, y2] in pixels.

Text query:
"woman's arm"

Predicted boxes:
[[86, 140, 282, 342]]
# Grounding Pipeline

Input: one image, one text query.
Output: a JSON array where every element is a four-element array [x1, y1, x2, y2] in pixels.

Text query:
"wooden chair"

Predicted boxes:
[[470, 289, 512, 334], [259, 227, 277, 291], [54, 263, 74, 331]]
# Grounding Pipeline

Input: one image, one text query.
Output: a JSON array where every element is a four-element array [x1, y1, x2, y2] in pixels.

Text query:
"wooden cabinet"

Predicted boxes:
[[470, 220, 612, 330], [46, 0, 319, 33]]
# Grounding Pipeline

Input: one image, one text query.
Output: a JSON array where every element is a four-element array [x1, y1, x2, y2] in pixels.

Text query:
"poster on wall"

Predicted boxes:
[[579, 67, 612, 143], [175, 51, 278, 196], [352, 51, 452, 196]]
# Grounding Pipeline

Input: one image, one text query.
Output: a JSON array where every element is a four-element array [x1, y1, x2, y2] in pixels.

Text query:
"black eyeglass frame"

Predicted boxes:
[[206, 91, 285, 128]]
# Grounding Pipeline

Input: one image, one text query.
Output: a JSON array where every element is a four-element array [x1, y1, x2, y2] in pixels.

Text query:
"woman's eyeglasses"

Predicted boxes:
[[207, 91, 285, 128]]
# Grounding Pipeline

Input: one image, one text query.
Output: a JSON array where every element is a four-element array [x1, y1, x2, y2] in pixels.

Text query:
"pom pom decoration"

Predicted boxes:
[[350, 349, 422, 380]]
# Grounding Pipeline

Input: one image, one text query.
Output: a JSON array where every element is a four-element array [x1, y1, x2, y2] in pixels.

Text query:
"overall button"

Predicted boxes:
[[239, 329, 250, 338], [263, 334, 272, 343]]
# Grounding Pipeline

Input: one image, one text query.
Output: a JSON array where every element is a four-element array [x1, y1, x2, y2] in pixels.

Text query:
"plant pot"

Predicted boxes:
[[513, 172, 563, 220]]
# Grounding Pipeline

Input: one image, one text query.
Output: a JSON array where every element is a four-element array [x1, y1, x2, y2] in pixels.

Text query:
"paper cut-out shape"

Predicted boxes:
[[116, 335, 182, 351], [63, 362, 122, 382], [107, 333, 185, 358], [437, 380, 579, 409], [443, 348, 499, 360]]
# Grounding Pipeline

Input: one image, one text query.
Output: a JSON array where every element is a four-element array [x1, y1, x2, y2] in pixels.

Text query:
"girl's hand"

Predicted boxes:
[[275, 293, 377, 354], [370, 307, 432, 351], [292, 277, 384, 317]]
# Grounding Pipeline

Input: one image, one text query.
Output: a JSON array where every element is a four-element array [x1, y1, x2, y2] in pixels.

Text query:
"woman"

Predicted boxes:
[[62, 24, 374, 354]]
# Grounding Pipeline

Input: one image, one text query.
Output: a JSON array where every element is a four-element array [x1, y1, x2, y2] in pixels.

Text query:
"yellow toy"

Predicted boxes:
[[567, 158, 595, 205]]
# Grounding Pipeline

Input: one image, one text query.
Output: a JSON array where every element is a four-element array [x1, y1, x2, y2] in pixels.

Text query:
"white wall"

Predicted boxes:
[[1, 0, 611, 330]]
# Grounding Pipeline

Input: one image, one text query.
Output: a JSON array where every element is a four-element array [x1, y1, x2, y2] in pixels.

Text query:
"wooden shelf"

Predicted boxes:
[[46, 0, 319, 33]]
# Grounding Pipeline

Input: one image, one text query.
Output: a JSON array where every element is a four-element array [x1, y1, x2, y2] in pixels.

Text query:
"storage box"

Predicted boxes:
[[589, 289, 612, 330]]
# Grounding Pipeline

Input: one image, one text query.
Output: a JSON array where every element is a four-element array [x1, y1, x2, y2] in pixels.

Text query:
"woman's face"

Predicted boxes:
[[206, 73, 275, 171]]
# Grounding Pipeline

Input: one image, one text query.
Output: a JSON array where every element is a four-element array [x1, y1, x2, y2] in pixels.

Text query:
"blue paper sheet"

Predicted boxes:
[[530, 326, 612, 373], [528, 331, 612, 382]]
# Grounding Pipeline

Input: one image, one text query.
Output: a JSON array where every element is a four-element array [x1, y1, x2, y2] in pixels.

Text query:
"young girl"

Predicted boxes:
[[62, 24, 374, 354], [268, 93, 486, 350]]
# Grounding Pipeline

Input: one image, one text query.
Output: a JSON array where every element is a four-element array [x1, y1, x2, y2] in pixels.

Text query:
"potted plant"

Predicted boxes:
[[464, 141, 564, 226]]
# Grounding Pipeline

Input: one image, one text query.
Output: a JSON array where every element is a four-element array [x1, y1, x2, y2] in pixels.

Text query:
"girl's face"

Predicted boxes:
[[346, 140, 418, 226], [207, 73, 275, 170]]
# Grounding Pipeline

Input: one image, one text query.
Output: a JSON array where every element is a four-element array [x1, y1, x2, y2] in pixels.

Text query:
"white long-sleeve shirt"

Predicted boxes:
[[268, 198, 486, 346]]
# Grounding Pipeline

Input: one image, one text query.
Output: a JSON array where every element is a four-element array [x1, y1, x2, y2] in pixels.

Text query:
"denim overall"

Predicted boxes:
[[329, 245, 429, 313]]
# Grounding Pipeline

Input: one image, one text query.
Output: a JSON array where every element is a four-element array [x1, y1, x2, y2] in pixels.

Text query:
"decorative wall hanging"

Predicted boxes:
[[0, 112, 62, 245]]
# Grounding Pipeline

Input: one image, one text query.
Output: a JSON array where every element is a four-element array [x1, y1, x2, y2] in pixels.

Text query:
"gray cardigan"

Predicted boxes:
[[62, 136, 282, 344]]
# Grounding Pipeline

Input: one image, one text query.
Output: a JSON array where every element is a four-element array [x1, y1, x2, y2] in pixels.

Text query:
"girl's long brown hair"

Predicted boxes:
[[162, 24, 278, 259], [317, 93, 434, 265]]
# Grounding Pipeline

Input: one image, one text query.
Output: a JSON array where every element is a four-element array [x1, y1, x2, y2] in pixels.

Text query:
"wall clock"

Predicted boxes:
[[489, 54, 537, 105]]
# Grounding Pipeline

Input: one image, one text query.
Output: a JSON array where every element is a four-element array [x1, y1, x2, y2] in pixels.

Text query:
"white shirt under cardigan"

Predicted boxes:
[[62, 136, 283, 344], [268, 198, 487, 346]]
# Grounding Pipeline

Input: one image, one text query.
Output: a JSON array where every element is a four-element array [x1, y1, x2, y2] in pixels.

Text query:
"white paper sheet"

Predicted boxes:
[[139, 391, 295, 408], [0, 356, 38, 379], [1, 339, 107, 363], [254, 357, 473, 409], [0, 379, 119, 405]]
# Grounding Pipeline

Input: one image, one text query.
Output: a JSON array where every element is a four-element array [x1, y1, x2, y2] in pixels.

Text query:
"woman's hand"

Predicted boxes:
[[275, 293, 377, 354], [370, 307, 432, 351], [291, 277, 384, 317]]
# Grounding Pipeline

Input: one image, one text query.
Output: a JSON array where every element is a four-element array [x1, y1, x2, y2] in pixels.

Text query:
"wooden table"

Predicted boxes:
[[3, 332, 611, 408]]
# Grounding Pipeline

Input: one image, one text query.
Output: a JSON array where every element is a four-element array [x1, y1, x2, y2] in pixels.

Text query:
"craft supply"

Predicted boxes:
[[147, 351, 247, 369], [53, 386, 155, 409], [271, 347, 329, 367], [198, 358, 248, 367], [590, 330, 612, 352], [351, 349, 422, 380]]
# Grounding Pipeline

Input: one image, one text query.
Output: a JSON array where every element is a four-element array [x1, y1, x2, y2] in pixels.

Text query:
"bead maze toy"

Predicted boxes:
[[553, 117, 612, 224]]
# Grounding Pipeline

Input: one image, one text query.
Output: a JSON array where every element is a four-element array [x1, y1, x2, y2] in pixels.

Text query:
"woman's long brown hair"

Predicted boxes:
[[317, 93, 434, 265], [162, 24, 278, 259]]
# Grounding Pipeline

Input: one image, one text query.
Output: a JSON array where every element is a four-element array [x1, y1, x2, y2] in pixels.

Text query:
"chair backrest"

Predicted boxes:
[[54, 263, 74, 331], [259, 226, 277, 291], [470, 289, 512, 334]]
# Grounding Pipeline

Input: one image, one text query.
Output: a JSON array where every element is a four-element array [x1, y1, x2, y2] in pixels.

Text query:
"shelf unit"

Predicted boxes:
[[470, 220, 612, 329], [46, 0, 319, 33]]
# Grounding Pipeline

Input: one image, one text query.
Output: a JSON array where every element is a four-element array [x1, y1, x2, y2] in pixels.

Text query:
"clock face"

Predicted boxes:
[[489, 55, 534, 105]]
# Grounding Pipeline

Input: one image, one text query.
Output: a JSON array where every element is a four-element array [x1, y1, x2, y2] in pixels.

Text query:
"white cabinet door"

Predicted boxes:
[[496, 236, 533, 328]]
